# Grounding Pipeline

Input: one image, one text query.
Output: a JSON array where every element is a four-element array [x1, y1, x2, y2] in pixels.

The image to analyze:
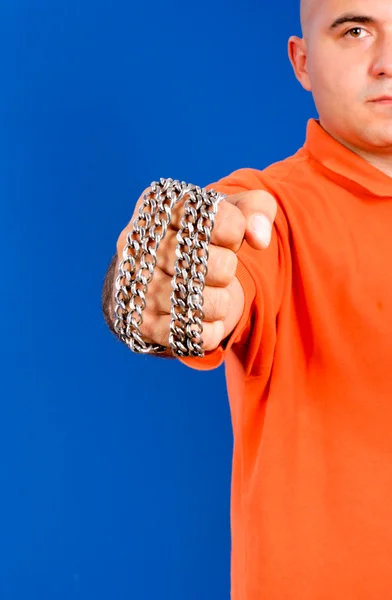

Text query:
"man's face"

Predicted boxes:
[[291, 0, 392, 152]]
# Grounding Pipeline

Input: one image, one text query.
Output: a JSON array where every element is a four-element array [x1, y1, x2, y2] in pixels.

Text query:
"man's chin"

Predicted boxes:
[[358, 120, 392, 151]]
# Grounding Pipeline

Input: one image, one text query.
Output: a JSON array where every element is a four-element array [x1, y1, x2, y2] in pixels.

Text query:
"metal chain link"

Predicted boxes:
[[113, 178, 226, 357]]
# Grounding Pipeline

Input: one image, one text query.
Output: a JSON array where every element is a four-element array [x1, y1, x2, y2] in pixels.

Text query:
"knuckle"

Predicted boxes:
[[232, 204, 247, 229], [116, 228, 128, 256], [156, 230, 176, 274], [217, 203, 247, 245], [238, 189, 277, 220], [215, 288, 231, 320], [204, 288, 228, 321], [226, 251, 238, 279], [145, 284, 159, 314], [253, 189, 277, 209], [214, 249, 237, 284], [145, 268, 171, 315], [202, 320, 225, 352], [139, 310, 155, 340], [140, 312, 168, 346], [116, 186, 155, 256]]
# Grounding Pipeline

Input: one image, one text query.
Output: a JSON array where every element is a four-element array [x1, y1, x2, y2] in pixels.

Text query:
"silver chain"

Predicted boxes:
[[113, 178, 226, 357]]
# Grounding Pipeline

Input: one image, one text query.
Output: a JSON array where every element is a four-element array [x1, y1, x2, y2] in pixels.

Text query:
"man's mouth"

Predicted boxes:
[[369, 96, 392, 104]]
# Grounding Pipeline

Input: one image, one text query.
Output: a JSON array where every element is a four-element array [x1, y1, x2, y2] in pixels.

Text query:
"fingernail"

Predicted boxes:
[[250, 214, 272, 246]]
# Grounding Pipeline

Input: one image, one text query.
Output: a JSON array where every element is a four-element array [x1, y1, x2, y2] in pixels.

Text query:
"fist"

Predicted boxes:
[[115, 187, 278, 353]]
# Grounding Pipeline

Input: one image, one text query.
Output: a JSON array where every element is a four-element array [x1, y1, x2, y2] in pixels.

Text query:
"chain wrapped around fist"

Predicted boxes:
[[113, 178, 227, 358]]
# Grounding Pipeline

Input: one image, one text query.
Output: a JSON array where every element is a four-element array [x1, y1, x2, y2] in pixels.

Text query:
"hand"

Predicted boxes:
[[116, 188, 278, 353]]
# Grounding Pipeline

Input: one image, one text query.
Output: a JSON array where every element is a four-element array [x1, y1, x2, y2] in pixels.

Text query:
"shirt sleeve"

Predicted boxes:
[[178, 168, 288, 376]]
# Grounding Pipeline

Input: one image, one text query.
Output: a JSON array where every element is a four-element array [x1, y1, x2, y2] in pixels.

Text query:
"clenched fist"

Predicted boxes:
[[115, 188, 278, 354]]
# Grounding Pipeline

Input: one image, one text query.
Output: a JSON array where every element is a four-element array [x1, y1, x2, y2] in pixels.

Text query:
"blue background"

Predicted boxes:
[[1, 1, 315, 598]]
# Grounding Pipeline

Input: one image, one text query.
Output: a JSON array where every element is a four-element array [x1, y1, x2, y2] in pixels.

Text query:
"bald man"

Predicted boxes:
[[102, 1, 392, 598], [293, 0, 392, 175]]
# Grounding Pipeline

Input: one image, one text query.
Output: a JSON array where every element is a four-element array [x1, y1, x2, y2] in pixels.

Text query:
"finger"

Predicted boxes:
[[166, 197, 247, 253], [228, 189, 278, 250], [116, 185, 247, 256], [203, 200, 246, 252], [140, 311, 225, 353], [155, 231, 237, 287], [158, 188, 277, 252], [116, 185, 210, 255], [116, 186, 154, 256], [145, 267, 231, 322]]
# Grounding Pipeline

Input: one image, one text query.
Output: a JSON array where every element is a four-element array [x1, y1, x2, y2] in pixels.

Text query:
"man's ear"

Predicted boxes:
[[288, 36, 312, 92]]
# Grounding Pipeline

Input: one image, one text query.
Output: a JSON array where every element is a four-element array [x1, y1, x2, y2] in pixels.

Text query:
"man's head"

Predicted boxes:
[[291, 0, 392, 154]]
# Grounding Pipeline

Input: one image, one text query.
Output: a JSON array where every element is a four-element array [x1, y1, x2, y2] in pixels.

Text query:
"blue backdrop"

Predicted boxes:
[[1, 1, 315, 598]]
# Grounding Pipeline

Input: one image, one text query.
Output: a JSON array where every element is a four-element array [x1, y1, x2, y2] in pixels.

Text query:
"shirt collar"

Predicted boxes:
[[304, 118, 392, 198]]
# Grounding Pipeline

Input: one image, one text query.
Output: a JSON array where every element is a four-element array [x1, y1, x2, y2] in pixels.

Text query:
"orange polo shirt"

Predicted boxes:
[[180, 119, 392, 599]]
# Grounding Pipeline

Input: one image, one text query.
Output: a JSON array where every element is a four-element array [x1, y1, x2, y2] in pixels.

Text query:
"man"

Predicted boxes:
[[102, 0, 392, 597]]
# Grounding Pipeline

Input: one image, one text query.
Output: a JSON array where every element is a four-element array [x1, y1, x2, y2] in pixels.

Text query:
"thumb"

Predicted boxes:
[[230, 189, 278, 250]]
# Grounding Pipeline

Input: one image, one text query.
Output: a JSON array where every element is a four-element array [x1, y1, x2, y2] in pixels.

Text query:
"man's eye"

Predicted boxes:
[[344, 27, 365, 38]]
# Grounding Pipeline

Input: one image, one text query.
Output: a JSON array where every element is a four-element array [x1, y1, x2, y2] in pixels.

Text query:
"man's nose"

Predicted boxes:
[[371, 34, 392, 78]]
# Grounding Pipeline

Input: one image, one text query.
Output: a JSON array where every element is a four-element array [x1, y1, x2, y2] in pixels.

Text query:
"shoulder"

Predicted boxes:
[[215, 147, 313, 192]]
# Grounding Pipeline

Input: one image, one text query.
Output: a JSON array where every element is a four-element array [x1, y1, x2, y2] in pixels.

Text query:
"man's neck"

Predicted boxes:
[[353, 151, 392, 180], [318, 120, 392, 180]]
